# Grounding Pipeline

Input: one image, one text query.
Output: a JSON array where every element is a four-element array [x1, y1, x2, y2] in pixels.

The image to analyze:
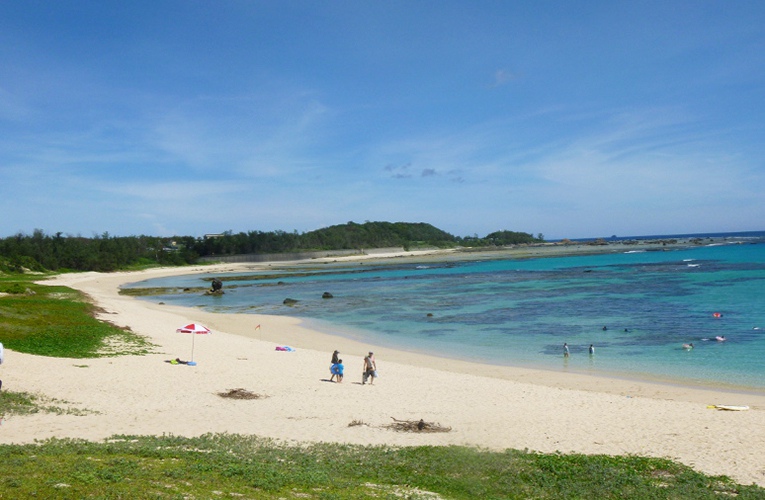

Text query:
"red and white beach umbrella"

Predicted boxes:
[[176, 323, 212, 365]]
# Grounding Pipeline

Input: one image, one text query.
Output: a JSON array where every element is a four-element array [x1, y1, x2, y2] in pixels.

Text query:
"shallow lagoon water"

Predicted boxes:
[[126, 240, 765, 390]]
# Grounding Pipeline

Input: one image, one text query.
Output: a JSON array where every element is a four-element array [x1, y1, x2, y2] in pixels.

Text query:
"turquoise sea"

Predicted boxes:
[[125, 232, 765, 391]]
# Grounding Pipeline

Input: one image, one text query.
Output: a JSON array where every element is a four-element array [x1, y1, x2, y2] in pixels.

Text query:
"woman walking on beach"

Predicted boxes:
[[363, 352, 376, 385], [330, 350, 340, 382]]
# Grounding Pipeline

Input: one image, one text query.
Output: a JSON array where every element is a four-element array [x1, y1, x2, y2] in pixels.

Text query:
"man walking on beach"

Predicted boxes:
[[362, 352, 376, 385]]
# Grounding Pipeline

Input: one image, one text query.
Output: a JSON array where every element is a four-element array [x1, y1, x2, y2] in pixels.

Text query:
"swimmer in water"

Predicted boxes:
[[683, 343, 694, 350]]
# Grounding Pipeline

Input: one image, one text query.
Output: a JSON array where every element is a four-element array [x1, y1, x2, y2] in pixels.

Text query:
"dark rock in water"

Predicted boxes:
[[283, 298, 299, 306], [426, 313, 433, 317], [204, 289, 225, 296], [211, 278, 223, 292], [322, 292, 334, 299]]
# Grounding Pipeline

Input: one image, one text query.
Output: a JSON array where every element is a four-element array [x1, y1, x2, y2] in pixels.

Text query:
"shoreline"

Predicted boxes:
[[295, 314, 765, 400], [128, 240, 765, 397], [1, 245, 764, 486]]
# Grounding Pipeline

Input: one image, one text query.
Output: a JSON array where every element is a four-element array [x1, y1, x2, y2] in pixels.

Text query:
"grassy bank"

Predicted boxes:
[[0, 274, 155, 357], [1, 434, 762, 499], [0, 389, 93, 417]]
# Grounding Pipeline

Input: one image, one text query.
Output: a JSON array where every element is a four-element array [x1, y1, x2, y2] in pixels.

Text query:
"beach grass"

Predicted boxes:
[[0, 277, 156, 358], [0, 434, 762, 499], [0, 389, 93, 417]]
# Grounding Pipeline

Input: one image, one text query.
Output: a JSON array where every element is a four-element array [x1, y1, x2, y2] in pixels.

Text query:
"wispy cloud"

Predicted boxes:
[[149, 91, 332, 181], [489, 69, 520, 88], [384, 162, 412, 179]]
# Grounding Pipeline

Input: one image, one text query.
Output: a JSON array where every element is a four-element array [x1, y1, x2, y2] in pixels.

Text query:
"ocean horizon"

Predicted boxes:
[[125, 230, 765, 391]]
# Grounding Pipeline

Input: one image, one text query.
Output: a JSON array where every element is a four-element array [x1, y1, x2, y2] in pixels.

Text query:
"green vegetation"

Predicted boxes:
[[0, 275, 156, 358], [300, 221, 457, 250], [0, 229, 195, 272], [0, 222, 543, 273], [0, 434, 761, 499], [0, 390, 93, 417], [485, 230, 546, 246]]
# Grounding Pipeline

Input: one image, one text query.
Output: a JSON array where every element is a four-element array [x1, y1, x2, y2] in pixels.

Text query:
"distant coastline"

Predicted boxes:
[[196, 233, 758, 266], [305, 232, 763, 267]]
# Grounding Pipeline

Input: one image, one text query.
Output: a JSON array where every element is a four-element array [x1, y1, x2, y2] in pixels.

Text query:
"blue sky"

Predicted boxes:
[[1, 1, 763, 240]]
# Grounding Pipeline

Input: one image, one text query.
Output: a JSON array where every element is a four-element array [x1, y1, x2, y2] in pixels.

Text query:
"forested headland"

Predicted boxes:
[[0, 222, 543, 273]]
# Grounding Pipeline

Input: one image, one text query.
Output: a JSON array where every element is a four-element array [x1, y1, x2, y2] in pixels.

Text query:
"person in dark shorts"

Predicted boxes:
[[362, 352, 377, 384]]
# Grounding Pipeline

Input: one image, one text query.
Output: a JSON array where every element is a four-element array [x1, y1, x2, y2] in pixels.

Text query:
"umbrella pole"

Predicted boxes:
[[190, 333, 196, 363]]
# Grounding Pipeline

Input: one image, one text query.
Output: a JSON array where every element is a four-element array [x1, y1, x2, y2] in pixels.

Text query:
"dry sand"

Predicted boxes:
[[1, 249, 764, 486]]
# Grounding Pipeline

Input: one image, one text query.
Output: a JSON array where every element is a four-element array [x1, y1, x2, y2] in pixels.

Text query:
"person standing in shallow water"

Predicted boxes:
[[563, 343, 570, 357], [589, 344, 595, 355]]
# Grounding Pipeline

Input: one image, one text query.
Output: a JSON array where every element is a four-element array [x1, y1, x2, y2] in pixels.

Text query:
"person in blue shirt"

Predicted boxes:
[[330, 350, 340, 382], [330, 359, 344, 383]]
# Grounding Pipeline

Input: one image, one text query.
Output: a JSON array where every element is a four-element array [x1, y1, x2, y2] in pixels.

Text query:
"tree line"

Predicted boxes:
[[0, 222, 543, 273]]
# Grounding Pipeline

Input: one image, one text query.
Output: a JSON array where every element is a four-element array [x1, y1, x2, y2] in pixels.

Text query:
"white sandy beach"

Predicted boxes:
[[2, 253, 764, 486]]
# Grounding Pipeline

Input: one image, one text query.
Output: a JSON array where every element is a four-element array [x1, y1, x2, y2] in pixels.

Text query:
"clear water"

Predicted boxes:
[[125, 238, 765, 390]]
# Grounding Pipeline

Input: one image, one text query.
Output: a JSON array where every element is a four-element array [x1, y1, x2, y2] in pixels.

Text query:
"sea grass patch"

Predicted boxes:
[[384, 417, 452, 433], [217, 388, 267, 400], [348, 417, 452, 433], [0, 390, 94, 417]]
